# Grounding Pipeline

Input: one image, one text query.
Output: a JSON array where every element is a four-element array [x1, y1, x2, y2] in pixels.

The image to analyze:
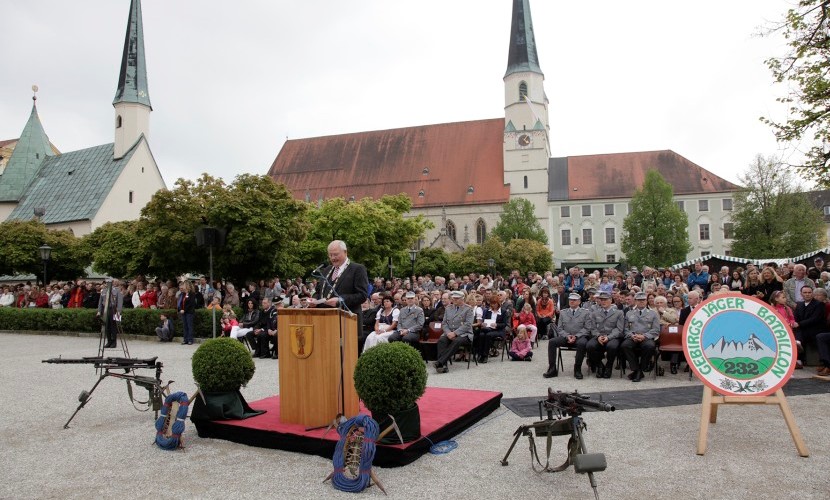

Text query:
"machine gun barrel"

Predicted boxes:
[[568, 394, 615, 413], [547, 388, 615, 412], [42, 356, 159, 369]]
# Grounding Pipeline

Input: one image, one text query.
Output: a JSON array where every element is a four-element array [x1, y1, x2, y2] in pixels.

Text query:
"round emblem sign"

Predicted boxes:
[[683, 293, 796, 396]]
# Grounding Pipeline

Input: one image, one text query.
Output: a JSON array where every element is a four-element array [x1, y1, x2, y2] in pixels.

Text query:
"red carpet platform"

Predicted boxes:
[[193, 387, 502, 467]]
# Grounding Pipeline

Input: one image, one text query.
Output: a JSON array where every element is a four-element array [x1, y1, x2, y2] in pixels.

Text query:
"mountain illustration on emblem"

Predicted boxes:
[[703, 333, 776, 379]]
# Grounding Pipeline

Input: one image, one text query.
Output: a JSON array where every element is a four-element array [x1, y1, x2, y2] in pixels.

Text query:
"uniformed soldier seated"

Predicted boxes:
[[433, 291, 474, 373], [621, 291, 660, 382], [544, 293, 592, 379], [586, 290, 624, 378]]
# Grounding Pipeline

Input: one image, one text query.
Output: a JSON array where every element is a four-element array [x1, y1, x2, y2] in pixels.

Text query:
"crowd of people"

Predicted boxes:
[[4, 253, 830, 377]]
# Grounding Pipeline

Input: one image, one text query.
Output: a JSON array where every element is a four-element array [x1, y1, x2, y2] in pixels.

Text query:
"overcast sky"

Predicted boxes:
[[1, 0, 799, 188]]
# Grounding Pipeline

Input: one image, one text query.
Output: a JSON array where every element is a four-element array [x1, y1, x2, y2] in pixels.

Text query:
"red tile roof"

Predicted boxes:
[[267, 119, 511, 208], [565, 150, 739, 200]]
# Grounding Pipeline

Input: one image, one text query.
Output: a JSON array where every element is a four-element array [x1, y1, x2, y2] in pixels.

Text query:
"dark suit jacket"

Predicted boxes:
[[315, 261, 370, 315], [679, 305, 692, 326], [795, 300, 826, 338], [427, 301, 445, 323]]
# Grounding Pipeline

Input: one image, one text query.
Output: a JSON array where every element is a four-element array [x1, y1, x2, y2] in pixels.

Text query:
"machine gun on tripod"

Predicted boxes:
[[500, 388, 615, 500], [42, 356, 173, 429]]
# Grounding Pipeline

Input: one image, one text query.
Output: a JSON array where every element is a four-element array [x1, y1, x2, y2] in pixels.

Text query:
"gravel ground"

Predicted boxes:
[[1, 332, 828, 500]]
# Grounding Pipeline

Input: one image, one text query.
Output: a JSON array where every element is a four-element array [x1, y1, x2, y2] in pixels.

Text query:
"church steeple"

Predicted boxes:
[[505, 0, 543, 78], [0, 93, 54, 202], [502, 0, 549, 243], [113, 0, 151, 109], [113, 0, 151, 159]]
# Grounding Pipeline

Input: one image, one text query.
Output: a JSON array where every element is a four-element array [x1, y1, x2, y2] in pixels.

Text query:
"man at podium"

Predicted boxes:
[[310, 240, 369, 315]]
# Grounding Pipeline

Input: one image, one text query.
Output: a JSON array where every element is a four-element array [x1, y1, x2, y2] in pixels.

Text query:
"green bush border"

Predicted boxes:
[[0, 307, 241, 338]]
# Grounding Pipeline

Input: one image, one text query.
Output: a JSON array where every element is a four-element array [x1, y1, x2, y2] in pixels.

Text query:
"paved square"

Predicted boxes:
[[2, 333, 828, 499]]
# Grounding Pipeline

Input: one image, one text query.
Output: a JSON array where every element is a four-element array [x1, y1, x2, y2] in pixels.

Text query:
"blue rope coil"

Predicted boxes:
[[331, 414, 379, 493], [154, 391, 190, 450], [427, 438, 458, 454]]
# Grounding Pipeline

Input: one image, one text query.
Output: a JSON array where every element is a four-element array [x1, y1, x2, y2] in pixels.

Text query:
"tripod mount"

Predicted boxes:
[[500, 388, 615, 500]]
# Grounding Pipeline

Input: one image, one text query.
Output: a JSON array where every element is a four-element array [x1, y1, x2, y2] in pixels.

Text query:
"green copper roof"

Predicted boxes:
[[505, 0, 544, 78], [8, 141, 139, 224], [113, 0, 152, 109], [0, 102, 54, 202]]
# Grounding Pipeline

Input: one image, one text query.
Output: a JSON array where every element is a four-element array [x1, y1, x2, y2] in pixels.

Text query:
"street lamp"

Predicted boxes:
[[388, 256, 394, 280], [39, 244, 52, 286], [487, 258, 495, 278], [409, 249, 418, 277]]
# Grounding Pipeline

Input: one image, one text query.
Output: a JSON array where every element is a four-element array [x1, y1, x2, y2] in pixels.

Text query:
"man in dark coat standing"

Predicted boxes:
[[794, 285, 825, 368], [311, 240, 370, 316], [97, 279, 124, 348]]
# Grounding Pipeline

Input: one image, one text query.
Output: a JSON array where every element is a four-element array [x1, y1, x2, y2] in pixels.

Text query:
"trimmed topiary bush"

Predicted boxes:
[[191, 337, 255, 393], [353, 342, 427, 415]]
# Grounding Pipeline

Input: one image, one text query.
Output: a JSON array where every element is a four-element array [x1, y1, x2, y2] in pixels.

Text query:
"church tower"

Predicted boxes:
[[113, 0, 152, 159], [503, 0, 550, 235]]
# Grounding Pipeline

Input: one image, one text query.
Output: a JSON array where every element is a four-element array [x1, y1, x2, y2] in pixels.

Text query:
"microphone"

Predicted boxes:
[[312, 261, 327, 275]]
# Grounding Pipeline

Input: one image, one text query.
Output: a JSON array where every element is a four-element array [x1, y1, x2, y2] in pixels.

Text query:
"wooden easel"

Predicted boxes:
[[697, 386, 809, 457]]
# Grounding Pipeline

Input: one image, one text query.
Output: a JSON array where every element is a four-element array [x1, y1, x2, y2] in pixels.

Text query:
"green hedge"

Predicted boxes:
[[0, 307, 242, 338]]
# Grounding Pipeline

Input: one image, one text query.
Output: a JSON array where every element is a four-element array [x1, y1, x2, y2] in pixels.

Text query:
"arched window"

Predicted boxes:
[[519, 82, 528, 102], [446, 220, 457, 242], [476, 218, 486, 244], [116, 115, 122, 128]]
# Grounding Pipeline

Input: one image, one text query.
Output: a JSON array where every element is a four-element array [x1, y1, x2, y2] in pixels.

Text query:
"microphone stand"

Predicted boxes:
[[310, 266, 356, 430]]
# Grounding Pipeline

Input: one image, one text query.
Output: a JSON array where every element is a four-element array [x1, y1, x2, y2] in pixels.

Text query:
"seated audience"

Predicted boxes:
[[433, 291, 474, 373], [388, 291, 424, 346], [363, 295, 399, 352]]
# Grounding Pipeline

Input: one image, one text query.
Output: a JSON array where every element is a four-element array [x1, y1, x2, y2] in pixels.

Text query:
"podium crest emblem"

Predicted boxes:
[[290, 324, 313, 359]]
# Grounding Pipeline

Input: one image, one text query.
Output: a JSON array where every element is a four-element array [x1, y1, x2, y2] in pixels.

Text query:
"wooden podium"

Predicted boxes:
[[277, 308, 359, 427]]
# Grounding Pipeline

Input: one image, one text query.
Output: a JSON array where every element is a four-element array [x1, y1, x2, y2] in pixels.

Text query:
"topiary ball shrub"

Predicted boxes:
[[192, 338, 256, 393], [354, 342, 427, 415]]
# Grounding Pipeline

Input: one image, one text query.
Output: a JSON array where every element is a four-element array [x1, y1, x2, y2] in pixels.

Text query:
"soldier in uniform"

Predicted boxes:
[[622, 291, 660, 382], [434, 291, 474, 373], [544, 293, 592, 379], [389, 291, 425, 347], [586, 290, 625, 378]]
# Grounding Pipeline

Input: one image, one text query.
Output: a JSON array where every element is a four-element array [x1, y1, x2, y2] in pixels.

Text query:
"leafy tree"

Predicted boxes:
[[81, 220, 146, 278], [300, 194, 433, 277], [136, 174, 225, 278], [449, 237, 506, 276], [761, 1, 830, 186], [208, 174, 308, 281], [502, 239, 553, 274], [137, 174, 308, 282], [0, 220, 87, 282], [491, 198, 547, 244], [412, 247, 452, 278], [730, 155, 824, 257], [621, 170, 692, 268]]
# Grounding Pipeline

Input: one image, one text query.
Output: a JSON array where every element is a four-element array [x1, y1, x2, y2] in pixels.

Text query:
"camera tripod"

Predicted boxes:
[[501, 389, 614, 500]]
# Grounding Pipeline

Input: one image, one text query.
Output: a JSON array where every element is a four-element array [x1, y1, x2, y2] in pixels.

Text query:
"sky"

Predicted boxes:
[[0, 0, 801, 188]]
